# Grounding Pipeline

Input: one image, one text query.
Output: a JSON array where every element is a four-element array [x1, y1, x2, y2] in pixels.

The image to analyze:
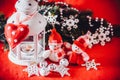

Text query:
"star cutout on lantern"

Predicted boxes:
[[55, 65, 70, 77], [44, 12, 59, 25], [81, 59, 100, 70], [23, 63, 39, 77]]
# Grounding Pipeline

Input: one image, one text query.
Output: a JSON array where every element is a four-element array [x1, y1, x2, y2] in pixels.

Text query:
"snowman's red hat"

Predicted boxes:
[[49, 28, 63, 44], [73, 36, 88, 51]]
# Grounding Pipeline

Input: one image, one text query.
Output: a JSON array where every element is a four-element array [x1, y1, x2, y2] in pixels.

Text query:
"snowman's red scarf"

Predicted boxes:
[[50, 48, 65, 60]]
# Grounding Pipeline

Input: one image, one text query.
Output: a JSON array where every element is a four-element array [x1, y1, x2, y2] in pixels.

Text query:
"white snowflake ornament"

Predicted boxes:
[[81, 59, 100, 70], [97, 26, 111, 46], [87, 31, 99, 48], [23, 63, 39, 77], [87, 22, 113, 48], [44, 12, 59, 25], [62, 15, 79, 31]]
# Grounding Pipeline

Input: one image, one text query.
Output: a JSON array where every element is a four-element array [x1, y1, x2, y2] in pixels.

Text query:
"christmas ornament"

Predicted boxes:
[[47, 59, 70, 77], [41, 28, 65, 62], [81, 59, 100, 70], [39, 67, 50, 76], [48, 63, 58, 71], [5, 23, 29, 48], [61, 15, 79, 31], [23, 63, 39, 77], [68, 34, 90, 65], [39, 60, 48, 68], [39, 61, 50, 77], [44, 12, 59, 25], [23, 58, 70, 77], [59, 58, 69, 67], [55, 65, 70, 77], [56, 59, 70, 77], [87, 22, 113, 48]]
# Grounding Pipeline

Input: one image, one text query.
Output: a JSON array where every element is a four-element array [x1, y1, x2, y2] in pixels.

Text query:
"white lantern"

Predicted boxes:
[[6, 0, 47, 66]]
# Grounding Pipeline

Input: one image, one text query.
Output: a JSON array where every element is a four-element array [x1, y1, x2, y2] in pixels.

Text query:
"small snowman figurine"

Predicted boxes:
[[41, 28, 65, 62], [68, 35, 90, 65], [5, 0, 47, 65]]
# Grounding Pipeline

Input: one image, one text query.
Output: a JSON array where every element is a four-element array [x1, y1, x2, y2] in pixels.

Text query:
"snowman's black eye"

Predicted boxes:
[[12, 21, 15, 23], [28, 3, 32, 6], [12, 21, 14, 23]]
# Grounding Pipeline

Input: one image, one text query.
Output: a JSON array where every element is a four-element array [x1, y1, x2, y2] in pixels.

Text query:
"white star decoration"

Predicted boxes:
[[55, 65, 70, 77], [23, 59, 70, 77], [23, 63, 39, 77], [44, 12, 59, 25], [81, 59, 100, 70], [56, 59, 70, 77], [47, 59, 70, 77]]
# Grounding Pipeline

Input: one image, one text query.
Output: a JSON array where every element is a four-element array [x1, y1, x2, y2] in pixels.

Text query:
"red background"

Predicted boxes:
[[0, 0, 120, 80]]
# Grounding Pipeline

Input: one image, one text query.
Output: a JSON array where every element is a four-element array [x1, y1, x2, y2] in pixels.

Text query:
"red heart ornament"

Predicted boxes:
[[4, 23, 29, 49]]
